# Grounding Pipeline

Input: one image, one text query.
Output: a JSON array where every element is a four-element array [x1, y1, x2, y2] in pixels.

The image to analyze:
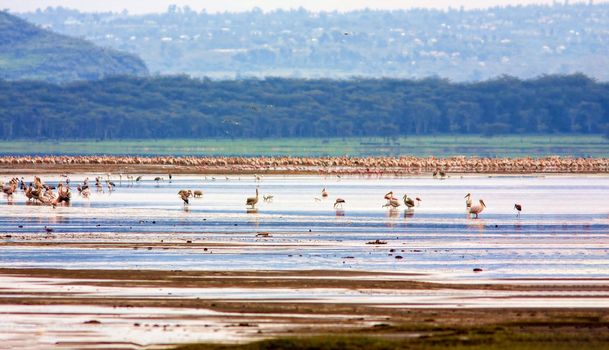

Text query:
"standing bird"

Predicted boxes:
[[384, 191, 396, 201], [263, 194, 274, 202], [246, 188, 259, 209], [334, 198, 345, 208], [321, 188, 329, 198], [403, 194, 415, 209], [464, 193, 473, 209], [179, 190, 192, 205], [383, 197, 400, 208], [469, 199, 486, 219], [136, 176, 143, 182], [416, 197, 422, 206], [514, 203, 522, 217], [168, 173, 173, 182], [193, 190, 203, 198]]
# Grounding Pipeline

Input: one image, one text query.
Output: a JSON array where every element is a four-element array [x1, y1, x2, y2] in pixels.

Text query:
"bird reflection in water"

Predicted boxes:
[[246, 208, 259, 214], [404, 208, 415, 219], [335, 209, 345, 217], [467, 219, 486, 232]]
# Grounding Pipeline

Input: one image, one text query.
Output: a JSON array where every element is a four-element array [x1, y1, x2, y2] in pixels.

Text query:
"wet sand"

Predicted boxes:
[[1, 268, 609, 349]]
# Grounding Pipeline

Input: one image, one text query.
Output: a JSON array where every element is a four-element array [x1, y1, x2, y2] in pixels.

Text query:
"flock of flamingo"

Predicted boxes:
[[0, 155, 606, 174], [0, 173, 524, 219]]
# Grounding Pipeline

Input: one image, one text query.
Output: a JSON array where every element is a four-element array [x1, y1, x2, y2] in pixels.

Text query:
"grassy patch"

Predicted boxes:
[[1, 135, 609, 157], [174, 321, 609, 350]]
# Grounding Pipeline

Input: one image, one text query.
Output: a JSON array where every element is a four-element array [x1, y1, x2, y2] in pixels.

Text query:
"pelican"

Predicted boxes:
[[321, 188, 328, 198], [384, 191, 396, 201], [334, 198, 345, 208], [383, 197, 400, 208], [464, 193, 473, 209], [469, 199, 486, 219], [246, 188, 259, 208], [514, 203, 522, 217], [403, 194, 415, 209]]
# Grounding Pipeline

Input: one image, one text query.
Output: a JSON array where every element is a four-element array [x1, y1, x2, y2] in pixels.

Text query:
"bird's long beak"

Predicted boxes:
[[464, 193, 470, 198], [481, 200, 486, 207]]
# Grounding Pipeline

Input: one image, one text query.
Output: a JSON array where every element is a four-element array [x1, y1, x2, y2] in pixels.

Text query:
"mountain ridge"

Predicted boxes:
[[0, 11, 148, 83]]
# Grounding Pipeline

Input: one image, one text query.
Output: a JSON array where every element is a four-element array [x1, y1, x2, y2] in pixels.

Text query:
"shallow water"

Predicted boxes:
[[1, 174, 609, 281]]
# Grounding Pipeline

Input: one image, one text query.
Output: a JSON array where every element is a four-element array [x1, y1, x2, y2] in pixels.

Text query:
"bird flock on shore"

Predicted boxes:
[[1, 172, 526, 219], [0, 155, 607, 174]]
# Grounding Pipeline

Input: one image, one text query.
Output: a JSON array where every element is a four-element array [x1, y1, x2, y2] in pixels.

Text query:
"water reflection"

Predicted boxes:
[[1, 174, 609, 279]]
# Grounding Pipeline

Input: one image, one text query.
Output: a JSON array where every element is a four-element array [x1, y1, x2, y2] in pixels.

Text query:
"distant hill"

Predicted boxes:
[[0, 11, 148, 83], [17, 4, 609, 81]]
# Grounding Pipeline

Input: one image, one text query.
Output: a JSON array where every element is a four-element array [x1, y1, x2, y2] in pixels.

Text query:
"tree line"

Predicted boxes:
[[0, 74, 608, 140]]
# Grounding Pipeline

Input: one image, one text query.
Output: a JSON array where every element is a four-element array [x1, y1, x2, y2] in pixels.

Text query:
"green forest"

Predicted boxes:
[[0, 74, 607, 140]]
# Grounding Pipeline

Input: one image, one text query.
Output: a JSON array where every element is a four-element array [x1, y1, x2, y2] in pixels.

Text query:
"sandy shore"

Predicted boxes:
[[1, 267, 609, 349], [1, 155, 609, 174]]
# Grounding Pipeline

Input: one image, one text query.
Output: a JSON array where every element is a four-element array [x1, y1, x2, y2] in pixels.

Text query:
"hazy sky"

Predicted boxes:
[[0, 0, 602, 14]]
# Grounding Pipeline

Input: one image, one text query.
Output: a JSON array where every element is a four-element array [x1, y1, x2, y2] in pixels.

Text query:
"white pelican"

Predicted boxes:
[[465, 193, 473, 209], [469, 199, 486, 218], [403, 194, 415, 209], [383, 197, 400, 208]]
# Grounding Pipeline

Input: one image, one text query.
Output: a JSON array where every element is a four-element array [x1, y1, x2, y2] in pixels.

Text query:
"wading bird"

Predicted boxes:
[[383, 197, 400, 208], [178, 190, 192, 205], [321, 188, 328, 198], [403, 194, 415, 209], [193, 190, 203, 198], [416, 197, 422, 206], [246, 188, 259, 209], [334, 198, 345, 208], [263, 194, 274, 202], [464, 193, 473, 209], [384, 191, 396, 201], [469, 199, 486, 219], [514, 203, 522, 217]]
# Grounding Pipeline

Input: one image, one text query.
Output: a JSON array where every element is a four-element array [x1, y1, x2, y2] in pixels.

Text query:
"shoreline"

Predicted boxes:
[[1, 155, 609, 175], [1, 267, 608, 349]]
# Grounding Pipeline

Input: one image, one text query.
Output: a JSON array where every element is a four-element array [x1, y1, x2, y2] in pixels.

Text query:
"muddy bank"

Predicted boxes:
[[2, 268, 609, 349], [2, 268, 609, 293], [1, 155, 609, 174]]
